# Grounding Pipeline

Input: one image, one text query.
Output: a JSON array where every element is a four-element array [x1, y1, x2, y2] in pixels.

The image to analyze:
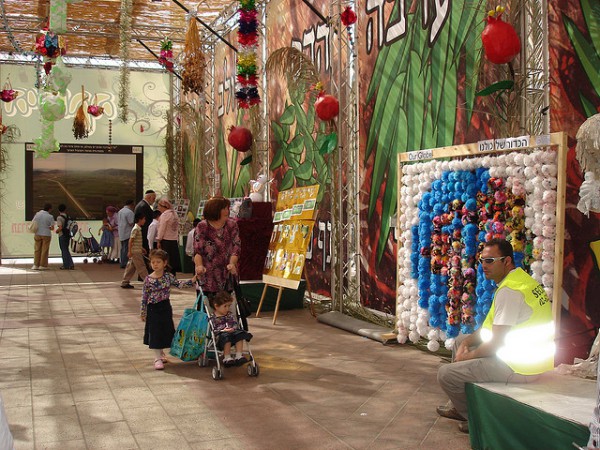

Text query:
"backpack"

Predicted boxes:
[[61, 214, 78, 237]]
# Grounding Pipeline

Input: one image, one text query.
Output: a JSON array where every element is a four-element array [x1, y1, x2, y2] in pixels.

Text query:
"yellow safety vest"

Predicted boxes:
[[482, 268, 555, 375]]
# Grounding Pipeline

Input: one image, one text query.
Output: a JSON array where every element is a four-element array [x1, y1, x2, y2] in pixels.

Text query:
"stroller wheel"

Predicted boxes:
[[93, 258, 98, 263], [198, 356, 208, 367], [212, 366, 223, 380], [247, 362, 259, 377], [83, 259, 88, 264]]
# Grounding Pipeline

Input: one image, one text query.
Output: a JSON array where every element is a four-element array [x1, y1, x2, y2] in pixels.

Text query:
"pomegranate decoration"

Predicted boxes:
[[481, 6, 521, 65], [228, 125, 253, 152], [315, 94, 339, 121]]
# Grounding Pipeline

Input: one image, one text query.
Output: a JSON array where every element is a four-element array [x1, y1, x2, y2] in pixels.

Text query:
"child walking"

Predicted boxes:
[[121, 212, 148, 289], [142, 249, 197, 370], [210, 290, 253, 367]]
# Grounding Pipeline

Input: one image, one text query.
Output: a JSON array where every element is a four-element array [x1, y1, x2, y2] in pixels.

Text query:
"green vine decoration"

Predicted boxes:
[[118, 0, 133, 123]]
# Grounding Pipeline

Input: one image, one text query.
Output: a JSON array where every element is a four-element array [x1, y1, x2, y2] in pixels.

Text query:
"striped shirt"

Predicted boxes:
[[129, 224, 143, 255]]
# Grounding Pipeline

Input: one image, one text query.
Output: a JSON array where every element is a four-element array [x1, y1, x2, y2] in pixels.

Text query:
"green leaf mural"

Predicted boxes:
[[563, 0, 600, 114], [365, 0, 486, 263]]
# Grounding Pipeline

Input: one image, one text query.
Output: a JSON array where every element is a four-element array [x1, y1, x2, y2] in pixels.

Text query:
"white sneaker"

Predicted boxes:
[[31, 265, 39, 270], [38, 266, 48, 271]]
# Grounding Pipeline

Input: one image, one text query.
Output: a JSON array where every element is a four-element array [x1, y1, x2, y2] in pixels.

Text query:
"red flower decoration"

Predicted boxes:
[[341, 7, 357, 27]]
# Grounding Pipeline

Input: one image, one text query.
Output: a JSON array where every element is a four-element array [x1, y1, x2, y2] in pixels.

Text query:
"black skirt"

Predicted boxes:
[[160, 239, 181, 274], [216, 329, 253, 350], [143, 300, 175, 349]]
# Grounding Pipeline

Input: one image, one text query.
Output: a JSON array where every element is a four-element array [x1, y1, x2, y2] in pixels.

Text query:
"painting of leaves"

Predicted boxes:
[[266, 47, 331, 202], [562, 0, 600, 117], [363, 0, 486, 266]]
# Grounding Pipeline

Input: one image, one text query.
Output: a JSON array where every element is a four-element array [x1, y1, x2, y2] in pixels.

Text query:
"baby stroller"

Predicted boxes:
[[82, 227, 104, 263], [198, 293, 259, 380]]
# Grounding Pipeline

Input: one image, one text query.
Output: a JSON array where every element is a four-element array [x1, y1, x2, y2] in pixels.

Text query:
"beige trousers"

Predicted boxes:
[[34, 235, 51, 268]]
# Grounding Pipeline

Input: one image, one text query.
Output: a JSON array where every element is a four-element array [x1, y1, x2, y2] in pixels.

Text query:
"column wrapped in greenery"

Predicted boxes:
[[118, 0, 133, 123]]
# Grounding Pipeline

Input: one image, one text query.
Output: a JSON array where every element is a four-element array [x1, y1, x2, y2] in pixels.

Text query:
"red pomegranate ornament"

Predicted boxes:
[[228, 125, 253, 152], [1, 89, 17, 103], [315, 93, 339, 121], [481, 6, 521, 64]]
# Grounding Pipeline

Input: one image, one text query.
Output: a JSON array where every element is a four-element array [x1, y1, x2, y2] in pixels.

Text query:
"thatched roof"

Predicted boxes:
[[0, 0, 237, 63]]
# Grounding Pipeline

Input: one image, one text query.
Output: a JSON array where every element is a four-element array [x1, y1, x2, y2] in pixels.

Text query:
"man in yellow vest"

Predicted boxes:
[[437, 238, 555, 433]]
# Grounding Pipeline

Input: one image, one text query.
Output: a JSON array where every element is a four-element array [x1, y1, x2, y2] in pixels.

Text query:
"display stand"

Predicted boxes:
[[257, 185, 319, 324], [396, 132, 568, 342]]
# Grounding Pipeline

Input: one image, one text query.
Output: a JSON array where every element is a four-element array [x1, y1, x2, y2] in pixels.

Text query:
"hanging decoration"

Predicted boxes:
[[340, 6, 357, 49], [118, 0, 133, 123], [49, 0, 67, 34], [87, 94, 104, 118], [34, 90, 67, 158], [1, 77, 18, 103], [236, 0, 261, 109], [34, 26, 67, 74], [481, 5, 521, 64], [575, 113, 600, 215], [72, 85, 90, 140], [47, 57, 72, 94], [182, 13, 206, 96], [228, 125, 253, 152], [315, 92, 340, 121], [158, 38, 174, 72]]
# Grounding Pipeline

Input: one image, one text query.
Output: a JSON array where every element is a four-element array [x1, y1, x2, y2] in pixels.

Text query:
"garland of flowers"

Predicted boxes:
[[118, 0, 133, 123], [397, 150, 558, 349], [236, 0, 260, 109]]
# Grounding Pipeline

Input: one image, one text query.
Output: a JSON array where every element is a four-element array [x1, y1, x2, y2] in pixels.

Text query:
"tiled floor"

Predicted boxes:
[[0, 259, 471, 449]]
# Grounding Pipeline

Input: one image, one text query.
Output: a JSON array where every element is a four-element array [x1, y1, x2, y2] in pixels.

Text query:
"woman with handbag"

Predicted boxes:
[[193, 196, 241, 305]]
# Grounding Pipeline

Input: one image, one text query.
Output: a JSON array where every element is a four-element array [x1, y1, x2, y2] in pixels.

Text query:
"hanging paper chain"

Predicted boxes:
[[236, 0, 260, 108]]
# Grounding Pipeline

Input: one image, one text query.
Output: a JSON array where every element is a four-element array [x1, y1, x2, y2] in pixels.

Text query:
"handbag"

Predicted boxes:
[[27, 220, 38, 234], [170, 292, 209, 361]]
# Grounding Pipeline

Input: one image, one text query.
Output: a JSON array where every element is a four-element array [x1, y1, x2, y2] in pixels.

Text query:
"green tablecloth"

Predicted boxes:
[[466, 382, 590, 450]]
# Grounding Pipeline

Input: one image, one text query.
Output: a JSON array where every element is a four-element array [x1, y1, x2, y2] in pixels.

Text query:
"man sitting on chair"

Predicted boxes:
[[437, 238, 555, 433]]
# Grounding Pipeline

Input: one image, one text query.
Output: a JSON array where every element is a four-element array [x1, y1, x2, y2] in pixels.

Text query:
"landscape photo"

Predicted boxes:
[[26, 145, 142, 220]]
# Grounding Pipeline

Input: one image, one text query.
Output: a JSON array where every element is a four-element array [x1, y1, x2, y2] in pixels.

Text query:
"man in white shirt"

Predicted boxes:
[[31, 203, 55, 270], [186, 218, 201, 256], [147, 209, 161, 251], [437, 238, 554, 433], [117, 200, 135, 268]]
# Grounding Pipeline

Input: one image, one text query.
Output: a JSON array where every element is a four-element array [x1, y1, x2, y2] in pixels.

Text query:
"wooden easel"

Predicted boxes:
[[255, 267, 314, 325]]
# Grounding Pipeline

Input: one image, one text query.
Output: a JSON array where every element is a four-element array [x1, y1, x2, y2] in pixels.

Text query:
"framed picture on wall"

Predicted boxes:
[[25, 143, 143, 220]]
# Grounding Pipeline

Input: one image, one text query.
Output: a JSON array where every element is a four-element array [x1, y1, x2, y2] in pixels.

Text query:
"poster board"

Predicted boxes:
[[262, 185, 319, 289], [173, 199, 190, 234]]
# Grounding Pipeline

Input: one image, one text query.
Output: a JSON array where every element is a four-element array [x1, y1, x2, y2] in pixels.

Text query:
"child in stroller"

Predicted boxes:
[[210, 291, 252, 366], [200, 290, 258, 380]]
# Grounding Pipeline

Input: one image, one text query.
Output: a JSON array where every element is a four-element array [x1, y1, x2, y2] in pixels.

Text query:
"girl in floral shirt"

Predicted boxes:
[[142, 249, 196, 370]]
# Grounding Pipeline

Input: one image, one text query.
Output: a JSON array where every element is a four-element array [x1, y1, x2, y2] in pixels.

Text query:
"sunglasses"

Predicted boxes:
[[479, 256, 507, 264]]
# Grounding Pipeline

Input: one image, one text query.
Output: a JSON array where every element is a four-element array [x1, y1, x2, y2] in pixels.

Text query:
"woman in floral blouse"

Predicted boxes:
[[193, 196, 241, 302]]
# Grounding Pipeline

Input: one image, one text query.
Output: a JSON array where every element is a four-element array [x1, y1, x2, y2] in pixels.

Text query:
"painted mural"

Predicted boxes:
[[358, 0, 490, 311], [214, 30, 252, 198], [549, 0, 600, 359], [266, 0, 334, 297]]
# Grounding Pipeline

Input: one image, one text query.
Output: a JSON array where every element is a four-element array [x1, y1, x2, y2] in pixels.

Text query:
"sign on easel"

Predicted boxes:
[[256, 185, 318, 324]]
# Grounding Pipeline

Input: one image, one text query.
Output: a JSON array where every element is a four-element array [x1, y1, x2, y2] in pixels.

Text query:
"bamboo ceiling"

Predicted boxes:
[[0, 0, 235, 63]]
